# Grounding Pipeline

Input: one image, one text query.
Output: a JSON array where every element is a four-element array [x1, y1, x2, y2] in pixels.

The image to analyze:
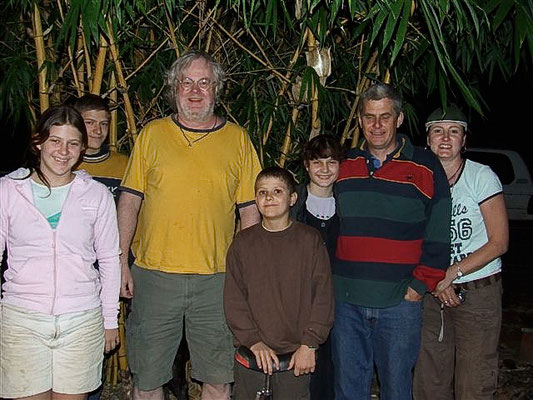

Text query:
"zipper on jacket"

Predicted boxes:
[[51, 231, 58, 314]]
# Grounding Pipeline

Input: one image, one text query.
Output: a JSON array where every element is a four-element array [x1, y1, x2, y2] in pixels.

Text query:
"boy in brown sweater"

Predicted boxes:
[[224, 166, 335, 399]]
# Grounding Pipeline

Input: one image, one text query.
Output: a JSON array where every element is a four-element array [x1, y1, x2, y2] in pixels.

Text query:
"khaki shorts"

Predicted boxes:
[[0, 303, 104, 398], [126, 265, 234, 390]]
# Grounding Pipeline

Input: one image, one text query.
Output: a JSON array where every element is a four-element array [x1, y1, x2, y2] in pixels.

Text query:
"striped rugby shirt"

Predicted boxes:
[[334, 134, 451, 308]]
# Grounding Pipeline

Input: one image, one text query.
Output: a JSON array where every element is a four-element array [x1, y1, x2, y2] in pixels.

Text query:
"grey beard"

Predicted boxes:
[[177, 103, 215, 123]]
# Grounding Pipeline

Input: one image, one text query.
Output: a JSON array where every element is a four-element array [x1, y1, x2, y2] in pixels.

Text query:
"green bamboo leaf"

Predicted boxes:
[[413, 39, 430, 63], [492, 0, 514, 32], [249, 0, 257, 26], [329, 0, 342, 26], [445, 58, 482, 115], [421, 0, 482, 113], [450, 0, 465, 32], [300, 66, 319, 104], [484, 0, 502, 14], [265, 0, 278, 38], [319, 7, 327, 44], [279, 0, 294, 31], [515, 4, 532, 47], [438, 0, 449, 16], [370, 4, 390, 46], [242, 0, 249, 29], [61, 0, 82, 51], [348, 0, 357, 17], [463, 0, 481, 36], [306, 9, 320, 39], [82, 0, 102, 42], [114, 4, 123, 25], [382, 0, 404, 50], [390, 0, 411, 65], [352, 19, 372, 41], [419, 0, 447, 71], [310, 0, 321, 13], [265, 0, 272, 35]]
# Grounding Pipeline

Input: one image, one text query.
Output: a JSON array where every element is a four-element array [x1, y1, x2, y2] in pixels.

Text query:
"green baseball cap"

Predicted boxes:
[[425, 104, 468, 132]]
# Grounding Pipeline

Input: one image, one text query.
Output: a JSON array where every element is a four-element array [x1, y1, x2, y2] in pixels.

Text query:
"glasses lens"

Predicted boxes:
[[180, 78, 194, 90], [198, 79, 212, 91], [180, 78, 214, 91]]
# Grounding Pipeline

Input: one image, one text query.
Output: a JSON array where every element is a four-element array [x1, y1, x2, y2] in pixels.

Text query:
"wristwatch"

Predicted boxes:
[[456, 264, 464, 278]]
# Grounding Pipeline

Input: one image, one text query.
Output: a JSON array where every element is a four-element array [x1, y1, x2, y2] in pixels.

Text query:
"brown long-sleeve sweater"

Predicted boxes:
[[224, 221, 334, 354]]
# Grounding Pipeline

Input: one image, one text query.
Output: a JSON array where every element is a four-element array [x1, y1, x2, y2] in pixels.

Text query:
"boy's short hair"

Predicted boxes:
[[73, 94, 110, 115], [255, 166, 297, 194], [302, 135, 344, 164]]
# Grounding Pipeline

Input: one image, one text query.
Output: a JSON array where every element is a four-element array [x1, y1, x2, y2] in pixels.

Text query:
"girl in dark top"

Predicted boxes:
[[290, 135, 344, 400]]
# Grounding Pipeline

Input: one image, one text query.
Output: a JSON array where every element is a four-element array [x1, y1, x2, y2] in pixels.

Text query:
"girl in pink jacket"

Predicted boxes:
[[0, 105, 121, 400]]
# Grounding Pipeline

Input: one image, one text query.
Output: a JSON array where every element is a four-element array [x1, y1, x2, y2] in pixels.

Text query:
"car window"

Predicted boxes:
[[465, 151, 515, 185]]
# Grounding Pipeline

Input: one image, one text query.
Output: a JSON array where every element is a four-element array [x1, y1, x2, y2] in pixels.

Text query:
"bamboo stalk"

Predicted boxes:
[[106, 18, 138, 141], [109, 72, 118, 152], [307, 29, 320, 139], [105, 348, 113, 383], [262, 29, 308, 146], [125, 19, 189, 83], [117, 301, 129, 371], [82, 30, 93, 94], [207, 17, 289, 84], [111, 349, 119, 386], [164, 5, 181, 59], [92, 35, 108, 95], [76, 32, 85, 95], [32, 2, 49, 112], [48, 34, 62, 106], [340, 94, 359, 146], [278, 107, 300, 167], [56, 0, 82, 96], [341, 50, 379, 145], [187, 6, 217, 49], [252, 85, 263, 165], [204, 6, 223, 53], [383, 68, 391, 84], [138, 84, 166, 123]]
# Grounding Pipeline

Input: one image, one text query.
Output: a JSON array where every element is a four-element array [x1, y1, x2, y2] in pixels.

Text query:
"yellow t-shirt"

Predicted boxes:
[[120, 116, 261, 274]]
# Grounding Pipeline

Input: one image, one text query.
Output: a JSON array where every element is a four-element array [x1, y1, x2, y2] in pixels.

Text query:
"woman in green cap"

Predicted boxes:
[[414, 105, 508, 399]]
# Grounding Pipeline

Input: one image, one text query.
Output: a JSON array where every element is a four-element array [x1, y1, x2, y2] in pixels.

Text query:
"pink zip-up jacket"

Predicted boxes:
[[0, 168, 120, 329]]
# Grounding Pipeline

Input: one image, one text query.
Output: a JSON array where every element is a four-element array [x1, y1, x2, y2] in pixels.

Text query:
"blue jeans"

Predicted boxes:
[[331, 300, 423, 400]]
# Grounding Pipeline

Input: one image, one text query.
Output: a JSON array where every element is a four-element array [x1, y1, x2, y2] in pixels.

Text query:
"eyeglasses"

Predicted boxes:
[[177, 78, 216, 92]]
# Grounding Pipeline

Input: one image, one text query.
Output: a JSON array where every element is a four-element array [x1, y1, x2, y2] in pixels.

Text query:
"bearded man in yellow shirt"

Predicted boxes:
[[118, 51, 261, 400]]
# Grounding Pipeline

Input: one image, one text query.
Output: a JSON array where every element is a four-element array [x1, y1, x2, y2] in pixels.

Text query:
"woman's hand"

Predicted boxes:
[[105, 328, 120, 353], [289, 345, 316, 376], [250, 341, 280, 375], [434, 266, 458, 295], [435, 285, 461, 307]]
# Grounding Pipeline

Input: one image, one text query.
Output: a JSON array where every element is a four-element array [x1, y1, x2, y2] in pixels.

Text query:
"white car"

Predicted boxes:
[[465, 148, 533, 220]]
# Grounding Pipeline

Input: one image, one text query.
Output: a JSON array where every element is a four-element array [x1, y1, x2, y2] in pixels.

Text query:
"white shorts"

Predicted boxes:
[[0, 303, 104, 398]]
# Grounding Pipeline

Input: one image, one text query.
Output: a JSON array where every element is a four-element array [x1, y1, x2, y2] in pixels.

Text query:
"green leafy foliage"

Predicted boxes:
[[0, 0, 531, 169]]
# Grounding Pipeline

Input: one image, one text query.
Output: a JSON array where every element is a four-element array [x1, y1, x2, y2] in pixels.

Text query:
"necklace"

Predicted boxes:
[[261, 220, 293, 232], [447, 159, 464, 186], [177, 116, 218, 147]]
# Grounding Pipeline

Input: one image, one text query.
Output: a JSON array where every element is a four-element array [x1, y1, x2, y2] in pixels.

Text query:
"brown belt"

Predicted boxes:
[[455, 272, 501, 290]]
